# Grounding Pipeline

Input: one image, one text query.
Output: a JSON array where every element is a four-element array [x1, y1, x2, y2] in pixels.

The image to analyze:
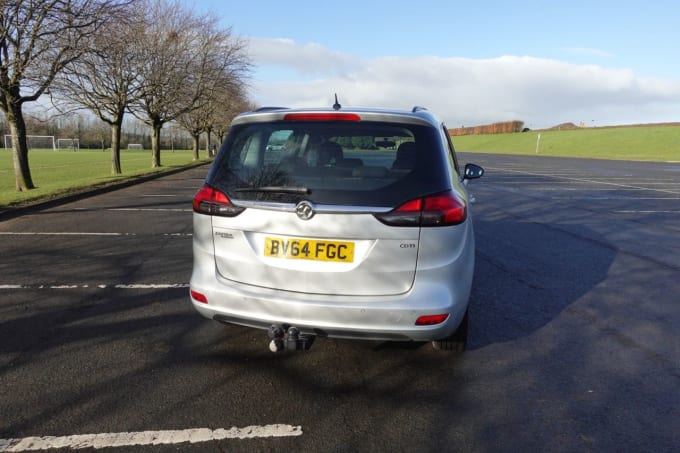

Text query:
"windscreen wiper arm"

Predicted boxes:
[[234, 186, 311, 195]]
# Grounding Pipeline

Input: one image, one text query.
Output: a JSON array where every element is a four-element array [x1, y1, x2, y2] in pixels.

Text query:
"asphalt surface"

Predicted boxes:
[[0, 154, 678, 452]]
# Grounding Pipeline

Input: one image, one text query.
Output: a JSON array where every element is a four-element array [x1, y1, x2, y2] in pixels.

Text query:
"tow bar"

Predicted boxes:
[[268, 325, 315, 352]]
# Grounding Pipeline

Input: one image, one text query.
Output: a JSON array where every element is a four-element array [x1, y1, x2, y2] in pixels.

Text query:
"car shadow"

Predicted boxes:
[[465, 196, 617, 350]]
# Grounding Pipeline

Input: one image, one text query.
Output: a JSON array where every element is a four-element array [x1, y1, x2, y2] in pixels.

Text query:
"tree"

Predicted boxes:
[[54, 5, 143, 174], [199, 36, 251, 158], [0, 0, 133, 191], [132, 0, 207, 168], [177, 78, 251, 161], [213, 87, 254, 145], [176, 102, 209, 161], [132, 0, 250, 167]]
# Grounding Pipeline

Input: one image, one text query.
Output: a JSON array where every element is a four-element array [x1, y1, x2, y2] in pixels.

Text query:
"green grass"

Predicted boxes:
[[4, 125, 680, 209], [1, 148, 210, 208], [452, 125, 680, 162]]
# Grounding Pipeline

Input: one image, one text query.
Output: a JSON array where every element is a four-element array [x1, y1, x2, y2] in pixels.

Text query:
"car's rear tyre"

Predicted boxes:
[[431, 310, 468, 352]]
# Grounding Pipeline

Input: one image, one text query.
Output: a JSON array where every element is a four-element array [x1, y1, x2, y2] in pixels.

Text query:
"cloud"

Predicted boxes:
[[246, 38, 680, 128], [247, 37, 361, 78]]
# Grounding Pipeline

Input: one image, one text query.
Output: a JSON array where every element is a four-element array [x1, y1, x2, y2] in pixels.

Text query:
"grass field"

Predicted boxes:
[[2, 124, 680, 210], [1, 148, 210, 208], [452, 125, 680, 162]]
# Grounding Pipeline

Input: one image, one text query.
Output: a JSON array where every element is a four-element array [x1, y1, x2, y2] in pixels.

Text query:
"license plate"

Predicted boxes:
[[264, 237, 355, 263]]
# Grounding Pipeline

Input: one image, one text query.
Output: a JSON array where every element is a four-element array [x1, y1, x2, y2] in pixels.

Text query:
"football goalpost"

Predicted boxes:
[[127, 143, 143, 150], [57, 138, 80, 151], [4, 135, 57, 151]]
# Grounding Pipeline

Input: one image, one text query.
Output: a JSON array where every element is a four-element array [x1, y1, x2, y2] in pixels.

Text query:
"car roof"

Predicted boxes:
[[231, 106, 442, 128]]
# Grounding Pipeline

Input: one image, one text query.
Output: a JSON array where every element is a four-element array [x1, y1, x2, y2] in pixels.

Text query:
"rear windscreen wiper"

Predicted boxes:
[[234, 186, 311, 195]]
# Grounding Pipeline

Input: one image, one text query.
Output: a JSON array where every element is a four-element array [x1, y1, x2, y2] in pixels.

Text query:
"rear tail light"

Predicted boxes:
[[192, 185, 245, 217], [415, 314, 449, 325], [190, 290, 208, 304], [375, 191, 467, 227]]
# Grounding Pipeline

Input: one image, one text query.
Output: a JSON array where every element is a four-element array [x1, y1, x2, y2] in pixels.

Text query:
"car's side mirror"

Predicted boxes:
[[463, 163, 484, 180]]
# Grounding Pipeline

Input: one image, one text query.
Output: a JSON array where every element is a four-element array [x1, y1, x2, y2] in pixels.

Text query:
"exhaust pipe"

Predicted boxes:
[[268, 324, 315, 352]]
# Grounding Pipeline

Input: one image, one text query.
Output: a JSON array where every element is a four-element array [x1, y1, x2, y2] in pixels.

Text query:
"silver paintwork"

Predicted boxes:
[[190, 106, 479, 343]]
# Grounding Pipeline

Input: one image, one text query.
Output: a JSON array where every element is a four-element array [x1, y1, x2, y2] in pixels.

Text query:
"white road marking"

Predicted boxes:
[[69, 207, 192, 212], [0, 284, 189, 290], [112, 284, 189, 289], [0, 232, 191, 237], [550, 196, 680, 200], [109, 208, 192, 212], [0, 425, 303, 451], [0, 232, 124, 236], [141, 194, 182, 197], [485, 166, 680, 195], [489, 181, 680, 186], [517, 188, 649, 191], [615, 210, 680, 214]]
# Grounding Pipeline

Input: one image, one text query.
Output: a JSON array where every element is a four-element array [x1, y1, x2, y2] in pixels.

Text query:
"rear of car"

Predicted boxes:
[[190, 107, 481, 350]]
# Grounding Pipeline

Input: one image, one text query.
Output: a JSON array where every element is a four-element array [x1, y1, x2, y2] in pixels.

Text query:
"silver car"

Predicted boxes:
[[190, 105, 483, 352]]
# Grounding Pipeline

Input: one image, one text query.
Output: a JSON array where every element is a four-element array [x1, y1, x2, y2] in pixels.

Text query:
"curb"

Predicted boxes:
[[0, 161, 211, 222]]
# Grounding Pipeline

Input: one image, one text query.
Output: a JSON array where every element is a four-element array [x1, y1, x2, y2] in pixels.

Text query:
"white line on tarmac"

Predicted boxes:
[[485, 166, 680, 195], [0, 284, 189, 290], [0, 232, 191, 237], [0, 232, 123, 236], [519, 188, 648, 191], [0, 425, 303, 451], [615, 210, 680, 213], [69, 207, 192, 212], [109, 208, 192, 212], [490, 181, 680, 185], [550, 197, 680, 200]]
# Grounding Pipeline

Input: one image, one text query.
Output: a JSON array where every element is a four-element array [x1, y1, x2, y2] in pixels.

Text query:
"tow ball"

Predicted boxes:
[[268, 325, 315, 352]]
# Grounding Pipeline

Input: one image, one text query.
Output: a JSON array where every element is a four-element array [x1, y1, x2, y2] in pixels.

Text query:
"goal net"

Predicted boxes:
[[57, 138, 80, 151], [127, 143, 143, 150], [4, 135, 57, 151]]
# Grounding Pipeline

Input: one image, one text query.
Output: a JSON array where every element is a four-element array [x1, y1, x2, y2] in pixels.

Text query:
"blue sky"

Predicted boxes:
[[187, 0, 680, 128]]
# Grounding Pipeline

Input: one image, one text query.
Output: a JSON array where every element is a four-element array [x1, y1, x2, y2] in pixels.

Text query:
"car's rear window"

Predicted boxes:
[[206, 121, 450, 207]]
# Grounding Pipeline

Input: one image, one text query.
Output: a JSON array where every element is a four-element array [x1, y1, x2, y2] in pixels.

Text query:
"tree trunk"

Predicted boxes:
[[191, 133, 200, 161], [207, 127, 216, 157], [6, 104, 35, 191], [110, 121, 122, 175], [151, 121, 162, 168], [204, 129, 210, 157]]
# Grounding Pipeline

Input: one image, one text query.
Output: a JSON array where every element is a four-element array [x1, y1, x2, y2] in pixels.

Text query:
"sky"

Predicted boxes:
[[187, 0, 680, 129]]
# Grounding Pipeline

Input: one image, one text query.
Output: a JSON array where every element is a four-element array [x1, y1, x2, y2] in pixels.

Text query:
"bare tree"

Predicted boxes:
[[132, 0, 250, 167], [212, 86, 254, 145], [176, 31, 251, 160], [177, 78, 251, 161], [201, 34, 250, 158], [176, 102, 209, 161], [131, 0, 206, 168], [91, 118, 110, 151], [0, 0, 133, 191], [54, 5, 143, 174]]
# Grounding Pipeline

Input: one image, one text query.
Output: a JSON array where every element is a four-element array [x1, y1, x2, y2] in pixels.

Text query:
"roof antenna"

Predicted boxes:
[[332, 93, 341, 110]]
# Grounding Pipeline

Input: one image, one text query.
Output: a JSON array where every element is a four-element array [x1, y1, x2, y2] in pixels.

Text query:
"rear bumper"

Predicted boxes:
[[190, 210, 476, 343], [189, 266, 473, 343], [211, 313, 411, 341]]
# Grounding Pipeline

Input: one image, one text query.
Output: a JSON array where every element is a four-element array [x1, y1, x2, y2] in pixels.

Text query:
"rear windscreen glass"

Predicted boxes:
[[207, 121, 449, 207]]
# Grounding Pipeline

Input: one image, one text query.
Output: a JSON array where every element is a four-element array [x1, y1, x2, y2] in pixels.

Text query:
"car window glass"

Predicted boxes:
[[209, 121, 449, 207], [442, 124, 460, 176], [229, 130, 263, 169], [263, 130, 293, 165]]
